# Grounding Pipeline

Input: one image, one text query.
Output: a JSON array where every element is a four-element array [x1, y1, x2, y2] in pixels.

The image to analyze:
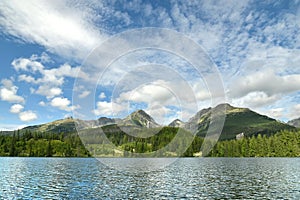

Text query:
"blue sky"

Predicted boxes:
[[0, 0, 300, 130]]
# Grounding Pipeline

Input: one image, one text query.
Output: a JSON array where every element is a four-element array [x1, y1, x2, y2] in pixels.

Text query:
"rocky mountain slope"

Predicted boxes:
[[288, 117, 300, 128], [168, 119, 185, 128], [185, 103, 295, 140], [118, 110, 160, 128], [3, 104, 296, 141]]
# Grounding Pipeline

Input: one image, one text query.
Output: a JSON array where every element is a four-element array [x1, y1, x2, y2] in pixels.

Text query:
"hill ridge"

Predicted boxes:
[[3, 104, 296, 140]]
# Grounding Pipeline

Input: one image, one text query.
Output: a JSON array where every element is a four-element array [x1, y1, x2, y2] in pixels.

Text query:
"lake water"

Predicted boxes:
[[0, 157, 299, 199]]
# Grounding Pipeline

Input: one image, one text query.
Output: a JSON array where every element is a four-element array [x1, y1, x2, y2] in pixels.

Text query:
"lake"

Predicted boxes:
[[0, 157, 299, 199]]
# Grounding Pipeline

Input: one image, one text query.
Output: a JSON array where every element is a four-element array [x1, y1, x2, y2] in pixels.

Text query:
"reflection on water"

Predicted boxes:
[[96, 157, 178, 172], [0, 157, 299, 199]]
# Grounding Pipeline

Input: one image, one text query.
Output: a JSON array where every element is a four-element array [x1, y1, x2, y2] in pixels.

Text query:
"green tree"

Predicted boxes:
[[46, 140, 53, 157], [9, 132, 16, 156]]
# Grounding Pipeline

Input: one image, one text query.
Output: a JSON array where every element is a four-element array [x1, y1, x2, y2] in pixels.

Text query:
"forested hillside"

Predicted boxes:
[[0, 128, 299, 157], [0, 130, 89, 157], [209, 130, 300, 157]]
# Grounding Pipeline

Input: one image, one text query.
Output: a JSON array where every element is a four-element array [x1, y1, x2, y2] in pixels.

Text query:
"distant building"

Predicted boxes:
[[236, 132, 244, 140]]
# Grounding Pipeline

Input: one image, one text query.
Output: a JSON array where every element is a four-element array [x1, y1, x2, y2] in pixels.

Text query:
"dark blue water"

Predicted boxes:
[[0, 157, 299, 199]]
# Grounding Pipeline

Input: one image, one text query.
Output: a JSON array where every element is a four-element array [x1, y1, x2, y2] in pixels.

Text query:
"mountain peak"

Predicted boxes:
[[215, 103, 234, 108], [119, 109, 160, 128], [213, 103, 241, 111], [134, 109, 149, 115], [130, 109, 153, 120], [185, 103, 295, 140], [168, 119, 185, 128]]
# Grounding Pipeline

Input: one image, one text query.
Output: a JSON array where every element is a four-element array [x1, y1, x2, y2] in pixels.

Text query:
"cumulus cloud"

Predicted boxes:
[[99, 92, 106, 99], [13, 54, 88, 99], [0, 79, 25, 103], [93, 100, 126, 116], [10, 104, 24, 114], [78, 90, 91, 99], [36, 86, 62, 99], [14, 57, 83, 84], [19, 110, 37, 122], [145, 104, 175, 125], [18, 74, 37, 84], [12, 57, 44, 72], [232, 91, 280, 108], [51, 63, 80, 78], [39, 101, 46, 106], [117, 82, 177, 106], [92, 79, 198, 122], [229, 69, 300, 105], [259, 108, 285, 120], [50, 97, 78, 112]]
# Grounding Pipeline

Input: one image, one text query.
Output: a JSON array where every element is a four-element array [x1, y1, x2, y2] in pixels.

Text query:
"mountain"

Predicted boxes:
[[22, 117, 77, 133], [288, 118, 300, 128], [168, 119, 185, 128], [118, 110, 160, 128], [20, 116, 121, 134], [76, 117, 121, 130], [185, 103, 295, 140], [2, 105, 295, 141], [11, 110, 159, 135]]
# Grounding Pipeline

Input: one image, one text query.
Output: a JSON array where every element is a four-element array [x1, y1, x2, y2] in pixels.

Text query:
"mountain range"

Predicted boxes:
[[1, 103, 297, 140], [184, 103, 295, 140], [288, 118, 300, 128]]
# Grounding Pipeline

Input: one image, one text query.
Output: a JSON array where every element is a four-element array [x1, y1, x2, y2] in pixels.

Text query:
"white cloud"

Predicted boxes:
[[12, 57, 44, 72], [18, 74, 37, 83], [13, 54, 88, 98], [50, 97, 78, 112], [93, 101, 125, 116], [93, 79, 199, 121], [118, 83, 177, 106], [99, 92, 106, 99], [0, 79, 25, 103], [0, 0, 106, 60], [50, 97, 71, 111], [288, 104, 300, 120], [51, 63, 79, 78], [1, 79, 14, 88], [29, 87, 35, 94], [36, 86, 62, 99], [0, 88, 25, 103], [19, 110, 37, 122], [39, 101, 46, 106], [145, 104, 174, 125], [229, 69, 300, 99], [232, 91, 280, 108], [116, 79, 198, 107], [265, 108, 284, 119], [30, 52, 51, 63], [78, 90, 90, 99], [13, 57, 83, 85], [10, 104, 24, 114], [0, 124, 27, 131]]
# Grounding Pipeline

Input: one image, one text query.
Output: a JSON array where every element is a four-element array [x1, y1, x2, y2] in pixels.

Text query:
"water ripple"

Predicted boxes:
[[0, 157, 299, 199]]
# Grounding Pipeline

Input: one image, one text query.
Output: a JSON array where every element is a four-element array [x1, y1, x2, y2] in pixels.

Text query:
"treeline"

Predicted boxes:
[[0, 128, 299, 157], [81, 126, 300, 157], [209, 130, 300, 157], [80, 126, 202, 157], [0, 130, 90, 157]]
